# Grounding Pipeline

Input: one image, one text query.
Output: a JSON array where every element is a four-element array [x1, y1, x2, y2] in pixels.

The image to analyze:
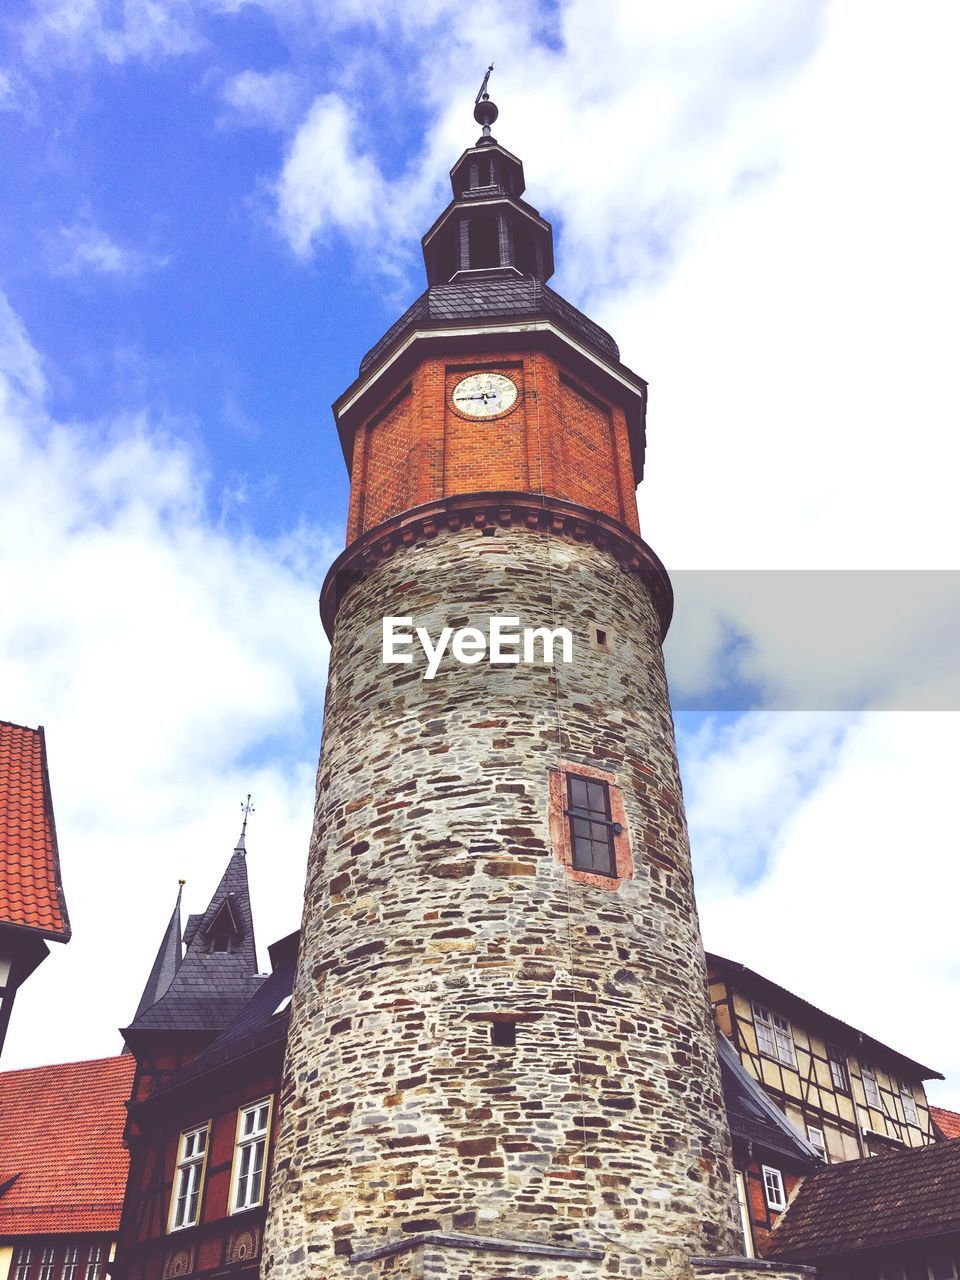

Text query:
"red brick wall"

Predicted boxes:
[[345, 350, 640, 542]]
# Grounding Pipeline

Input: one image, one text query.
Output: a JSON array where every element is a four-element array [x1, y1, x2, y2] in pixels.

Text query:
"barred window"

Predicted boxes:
[[566, 775, 618, 878]]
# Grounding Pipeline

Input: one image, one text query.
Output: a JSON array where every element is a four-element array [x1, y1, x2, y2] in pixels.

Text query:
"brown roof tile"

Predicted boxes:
[[0, 721, 70, 939], [0, 1055, 135, 1235], [765, 1137, 960, 1260]]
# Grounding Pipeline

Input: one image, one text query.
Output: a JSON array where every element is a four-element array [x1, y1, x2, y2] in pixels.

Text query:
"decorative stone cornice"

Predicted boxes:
[[319, 491, 673, 641]]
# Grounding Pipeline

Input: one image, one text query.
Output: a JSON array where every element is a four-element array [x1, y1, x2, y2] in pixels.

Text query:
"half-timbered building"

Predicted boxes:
[[708, 953, 941, 1164], [0, 720, 71, 1058]]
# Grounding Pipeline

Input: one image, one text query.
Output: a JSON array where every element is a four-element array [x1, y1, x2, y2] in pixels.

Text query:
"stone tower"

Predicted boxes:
[[262, 88, 807, 1280]]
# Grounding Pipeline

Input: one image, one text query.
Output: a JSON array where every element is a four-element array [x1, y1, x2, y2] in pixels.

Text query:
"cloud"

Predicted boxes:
[[217, 68, 305, 132], [21, 0, 202, 66], [53, 222, 169, 278], [0, 292, 337, 1068]]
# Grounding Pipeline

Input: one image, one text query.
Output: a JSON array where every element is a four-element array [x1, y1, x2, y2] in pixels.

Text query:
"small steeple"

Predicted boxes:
[[129, 881, 184, 1023]]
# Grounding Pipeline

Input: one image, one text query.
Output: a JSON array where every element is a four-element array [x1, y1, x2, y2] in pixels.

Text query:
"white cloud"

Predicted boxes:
[[22, 0, 201, 66], [218, 68, 305, 131], [54, 222, 168, 277], [0, 293, 336, 1068]]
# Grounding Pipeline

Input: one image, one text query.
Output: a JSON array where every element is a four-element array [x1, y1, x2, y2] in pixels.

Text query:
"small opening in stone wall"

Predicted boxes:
[[491, 1019, 516, 1048], [595, 628, 608, 647], [481, 525, 496, 537]]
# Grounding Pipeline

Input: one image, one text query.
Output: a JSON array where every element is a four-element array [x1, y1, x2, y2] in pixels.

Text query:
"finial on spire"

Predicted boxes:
[[237, 793, 254, 851], [473, 64, 498, 146]]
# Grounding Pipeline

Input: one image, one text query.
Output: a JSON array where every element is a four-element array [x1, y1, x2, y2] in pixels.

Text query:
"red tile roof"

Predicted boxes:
[[932, 1106, 960, 1140], [0, 722, 70, 940], [0, 1055, 134, 1235]]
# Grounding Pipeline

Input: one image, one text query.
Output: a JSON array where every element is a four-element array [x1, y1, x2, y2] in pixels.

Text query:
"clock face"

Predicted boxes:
[[451, 372, 519, 419]]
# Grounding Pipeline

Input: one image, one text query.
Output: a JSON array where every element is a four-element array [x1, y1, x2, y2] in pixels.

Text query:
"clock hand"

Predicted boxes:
[[454, 393, 488, 401]]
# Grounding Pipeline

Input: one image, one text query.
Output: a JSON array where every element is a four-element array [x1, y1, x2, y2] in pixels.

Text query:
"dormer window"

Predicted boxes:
[[210, 934, 230, 954]]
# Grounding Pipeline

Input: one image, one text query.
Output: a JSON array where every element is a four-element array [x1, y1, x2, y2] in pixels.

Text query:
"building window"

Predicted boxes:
[[566, 774, 619, 877], [753, 1003, 798, 1067], [807, 1125, 827, 1159], [862, 1064, 882, 1110], [37, 1250, 55, 1280], [60, 1248, 79, 1280], [170, 1124, 209, 1231], [827, 1043, 850, 1093], [468, 216, 500, 269], [762, 1165, 787, 1211], [880, 1268, 907, 1280], [734, 1170, 755, 1258], [927, 1258, 959, 1280], [230, 1099, 271, 1213], [83, 1249, 104, 1280], [14, 1248, 32, 1280], [899, 1081, 919, 1125]]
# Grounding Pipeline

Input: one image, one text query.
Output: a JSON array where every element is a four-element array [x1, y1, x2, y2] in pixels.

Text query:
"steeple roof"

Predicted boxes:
[[123, 832, 261, 1039], [130, 882, 183, 1023]]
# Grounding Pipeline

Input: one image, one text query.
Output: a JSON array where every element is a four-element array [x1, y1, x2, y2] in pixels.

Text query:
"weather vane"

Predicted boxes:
[[474, 64, 498, 143], [240, 793, 255, 838], [475, 64, 494, 105]]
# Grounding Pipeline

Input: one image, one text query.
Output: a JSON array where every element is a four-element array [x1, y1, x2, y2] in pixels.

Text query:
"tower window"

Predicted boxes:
[[566, 775, 618, 878], [477, 157, 492, 186], [469, 216, 500, 269], [210, 934, 230, 953], [434, 230, 457, 282], [491, 1019, 516, 1047], [514, 225, 537, 276]]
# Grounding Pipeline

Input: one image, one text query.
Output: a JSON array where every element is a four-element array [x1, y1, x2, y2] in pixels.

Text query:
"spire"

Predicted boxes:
[[130, 881, 184, 1023], [474, 64, 498, 146], [122, 834, 260, 1042]]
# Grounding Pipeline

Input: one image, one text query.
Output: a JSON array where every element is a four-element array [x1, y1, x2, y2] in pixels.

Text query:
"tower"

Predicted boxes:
[[263, 88, 803, 1280]]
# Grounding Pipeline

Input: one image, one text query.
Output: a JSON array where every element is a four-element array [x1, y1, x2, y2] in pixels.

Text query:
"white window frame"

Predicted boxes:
[[229, 1097, 273, 1214], [753, 1002, 797, 1067], [83, 1248, 104, 1280], [60, 1248, 79, 1280], [168, 1123, 210, 1232], [734, 1170, 755, 1258], [899, 1081, 919, 1125], [862, 1064, 882, 1110], [762, 1164, 787, 1211], [807, 1124, 827, 1159], [37, 1249, 56, 1280], [14, 1248, 32, 1280], [927, 1257, 959, 1280], [827, 1043, 850, 1092]]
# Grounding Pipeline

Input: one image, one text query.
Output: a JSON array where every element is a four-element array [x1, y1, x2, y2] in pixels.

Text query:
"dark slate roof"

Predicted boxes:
[[358, 276, 620, 377], [708, 952, 943, 1081], [718, 1032, 822, 1168], [139, 932, 299, 1103], [123, 840, 261, 1037], [130, 883, 183, 1022], [765, 1137, 960, 1260]]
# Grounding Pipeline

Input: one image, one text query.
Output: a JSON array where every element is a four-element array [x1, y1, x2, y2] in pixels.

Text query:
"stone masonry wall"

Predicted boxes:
[[262, 521, 747, 1280]]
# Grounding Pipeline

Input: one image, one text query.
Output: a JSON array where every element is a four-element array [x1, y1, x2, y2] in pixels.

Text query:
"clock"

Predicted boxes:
[[451, 372, 519, 419]]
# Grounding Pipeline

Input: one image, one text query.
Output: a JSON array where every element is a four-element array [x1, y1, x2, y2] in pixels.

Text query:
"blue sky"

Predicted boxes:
[[1, 0, 959, 1104]]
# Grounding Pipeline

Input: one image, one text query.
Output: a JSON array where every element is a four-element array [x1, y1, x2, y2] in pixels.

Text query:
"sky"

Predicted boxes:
[[0, 0, 958, 1107]]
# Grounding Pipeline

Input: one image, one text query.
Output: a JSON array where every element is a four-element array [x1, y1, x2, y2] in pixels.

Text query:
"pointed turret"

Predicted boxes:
[[129, 881, 183, 1024], [123, 830, 261, 1051]]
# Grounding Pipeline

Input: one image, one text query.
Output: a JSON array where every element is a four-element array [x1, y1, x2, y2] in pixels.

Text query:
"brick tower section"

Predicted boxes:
[[262, 110, 810, 1280]]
